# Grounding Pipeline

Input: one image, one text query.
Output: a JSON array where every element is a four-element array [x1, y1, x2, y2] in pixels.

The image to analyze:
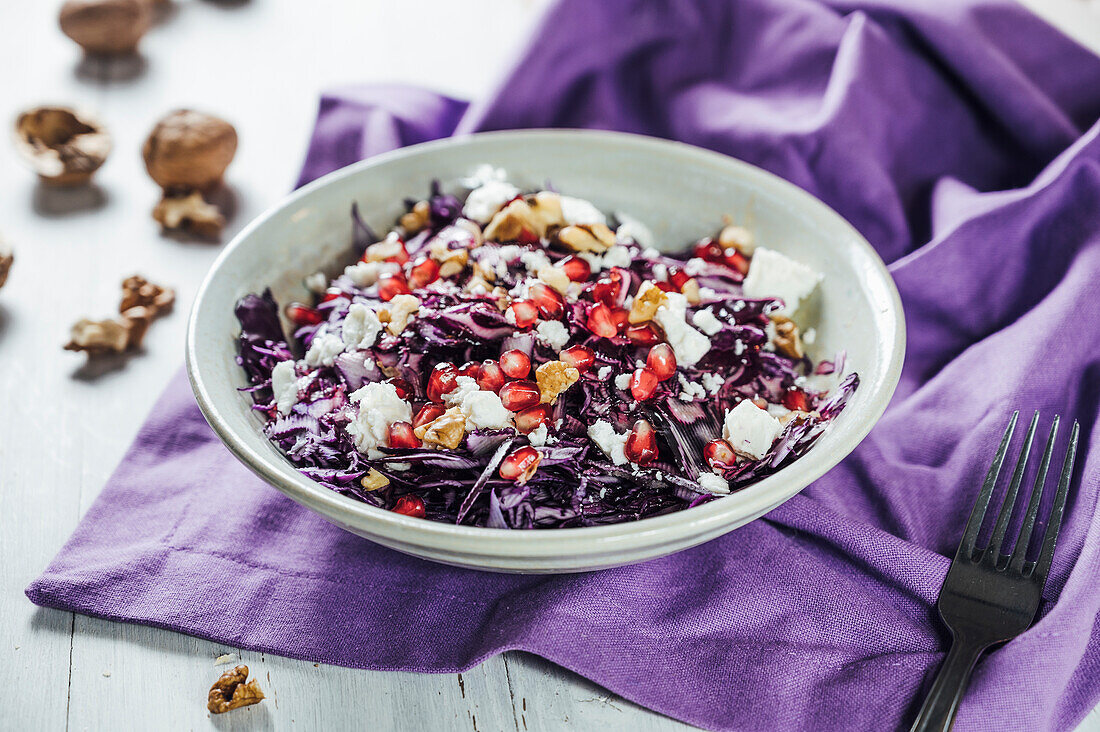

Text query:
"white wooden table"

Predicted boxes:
[[2, 1, 1098, 729]]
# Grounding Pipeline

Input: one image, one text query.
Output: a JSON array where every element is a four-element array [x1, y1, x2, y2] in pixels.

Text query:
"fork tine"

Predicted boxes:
[[957, 411, 1018, 561], [985, 411, 1039, 559], [1031, 420, 1079, 583], [1008, 417, 1059, 572]]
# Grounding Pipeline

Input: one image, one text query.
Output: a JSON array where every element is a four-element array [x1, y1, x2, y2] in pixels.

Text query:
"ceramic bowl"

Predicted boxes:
[[186, 130, 904, 573]]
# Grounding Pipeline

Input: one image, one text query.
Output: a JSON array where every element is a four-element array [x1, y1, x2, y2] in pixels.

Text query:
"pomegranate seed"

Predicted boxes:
[[591, 269, 623, 307], [654, 281, 676, 293], [378, 272, 410, 301], [625, 323, 661, 346], [457, 361, 481, 379], [609, 307, 630, 334], [668, 267, 691, 290], [723, 249, 750, 275], [515, 404, 552, 433], [624, 419, 658, 465], [388, 241, 410, 265], [528, 282, 565, 319], [285, 302, 323, 326], [561, 255, 591, 282], [499, 380, 541, 411], [321, 288, 349, 303], [477, 360, 506, 392], [413, 403, 446, 429], [586, 303, 618, 338], [704, 438, 737, 468], [646, 343, 677, 381], [783, 388, 810, 411], [388, 421, 420, 449], [392, 495, 426, 518], [508, 300, 540, 329], [426, 362, 457, 402], [499, 446, 541, 483], [559, 345, 595, 373], [408, 257, 440, 288], [693, 238, 724, 262], [499, 349, 531, 379], [386, 377, 413, 399], [630, 367, 659, 401], [516, 228, 540, 246]]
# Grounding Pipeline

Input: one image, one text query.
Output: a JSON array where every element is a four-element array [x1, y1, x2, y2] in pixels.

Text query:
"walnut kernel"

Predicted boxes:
[[771, 314, 804, 359], [557, 224, 615, 253], [536, 265, 571, 295], [360, 469, 389, 491], [363, 234, 405, 263], [628, 281, 668, 324], [207, 665, 265, 715], [400, 200, 431, 234], [718, 224, 755, 255], [153, 191, 225, 239], [382, 294, 420, 335], [416, 407, 466, 449], [119, 275, 174, 315], [535, 360, 580, 404]]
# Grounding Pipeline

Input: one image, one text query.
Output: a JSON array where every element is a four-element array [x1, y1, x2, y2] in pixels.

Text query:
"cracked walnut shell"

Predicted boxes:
[[207, 665, 265, 714], [0, 239, 12, 290], [14, 107, 111, 186], [59, 0, 152, 56], [143, 110, 237, 191]]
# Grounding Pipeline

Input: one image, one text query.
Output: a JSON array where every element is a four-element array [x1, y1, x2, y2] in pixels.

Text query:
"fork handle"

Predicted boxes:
[[910, 635, 988, 732]]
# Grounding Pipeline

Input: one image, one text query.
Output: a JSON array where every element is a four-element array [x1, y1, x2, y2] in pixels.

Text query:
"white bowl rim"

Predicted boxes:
[[186, 128, 905, 558]]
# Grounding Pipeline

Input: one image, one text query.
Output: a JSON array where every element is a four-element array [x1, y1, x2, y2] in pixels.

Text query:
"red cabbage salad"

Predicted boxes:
[[235, 168, 858, 528]]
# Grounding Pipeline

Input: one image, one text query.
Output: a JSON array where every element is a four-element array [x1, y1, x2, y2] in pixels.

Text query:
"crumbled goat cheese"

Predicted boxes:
[[344, 261, 386, 287], [596, 365, 613, 381], [601, 245, 633, 269], [588, 419, 629, 465], [655, 292, 711, 367], [677, 373, 707, 402], [767, 403, 791, 419], [270, 360, 299, 415], [561, 196, 607, 225], [742, 247, 823, 314], [304, 333, 344, 367], [614, 212, 655, 249], [342, 303, 383, 351], [536, 320, 570, 350], [459, 389, 514, 431], [614, 373, 632, 391], [527, 424, 551, 447], [722, 400, 782, 460], [505, 308, 518, 326], [652, 263, 668, 282], [698, 472, 731, 494], [734, 340, 746, 356], [577, 251, 603, 272], [684, 257, 708, 277], [443, 375, 481, 407], [642, 247, 661, 260], [463, 180, 521, 224], [521, 249, 552, 274], [346, 382, 413, 458], [304, 272, 328, 293], [463, 164, 508, 187], [692, 308, 723, 336], [701, 372, 724, 395]]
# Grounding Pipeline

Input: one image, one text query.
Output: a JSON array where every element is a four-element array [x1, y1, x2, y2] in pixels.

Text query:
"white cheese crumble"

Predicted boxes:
[[341, 303, 383, 351], [734, 340, 746, 356], [587, 419, 629, 465], [677, 373, 706, 402], [652, 263, 668, 282], [535, 320, 570, 350], [560, 196, 607, 225], [692, 308, 723, 336], [741, 247, 823, 314], [601, 245, 633, 269], [596, 365, 613, 381], [654, 292, 711, 367], [614, 373, 632, 391], [463, 180, 521, 224], [615, 212, 655, 249], [345, 381, 413, 457], [701, 372, 724, 395], [270, 360, 299, 415], [458, 389, 514, 431], [527, 424, 551, 447], [684, 257, 709, 277], [304, 333, 344, 367], [304, 272, 328, 293], [443, 375, 481, 407], [577, 251, 603, 272], [520, 248, 552, 274], [698, 472, 731, 494], [722, 400, 782, 460], [344, 261, 383, 287]]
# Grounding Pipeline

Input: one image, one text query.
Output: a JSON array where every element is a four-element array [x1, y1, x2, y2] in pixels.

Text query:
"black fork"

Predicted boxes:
[[641, 402, 724, 480], [911, 411, 1079, 732]]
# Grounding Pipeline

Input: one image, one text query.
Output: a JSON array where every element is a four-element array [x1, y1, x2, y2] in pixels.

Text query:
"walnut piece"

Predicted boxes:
[[382, 294, 420, 336], [360, 469, 389, 491], [771, 314, 804, 359], [119, 275, 174, 315], [628, 281, 668, 324], [14, 107, 111, 186], [400, 200, 431, 234], [557, 223, 615, 253], [207, 665, 265, 715], [428, 239, 469, 278], [416, 407, 466, 449], [0, 239, 12, 290], [536, 360, 580, 404], [143, 110, 237, 192], [362, 234, 405, 263], [536, 265, 571, 295], [482, 193, 564, 243], [718, 224, 755, 255], [59, 0, 151, 56], [153, 191, 225, 239], [681, 277, 702, 305]]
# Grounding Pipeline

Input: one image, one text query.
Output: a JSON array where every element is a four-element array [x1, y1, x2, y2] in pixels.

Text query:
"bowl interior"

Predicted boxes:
[[187, 129, 904, 570]]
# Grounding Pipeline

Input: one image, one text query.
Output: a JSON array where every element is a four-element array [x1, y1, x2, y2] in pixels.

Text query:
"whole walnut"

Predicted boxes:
[[142, 110, 238, 192], [59, 0, 152, 56]]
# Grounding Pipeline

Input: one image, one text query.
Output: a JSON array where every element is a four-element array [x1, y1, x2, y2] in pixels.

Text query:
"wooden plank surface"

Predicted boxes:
[[1, 1, 1098, 730]]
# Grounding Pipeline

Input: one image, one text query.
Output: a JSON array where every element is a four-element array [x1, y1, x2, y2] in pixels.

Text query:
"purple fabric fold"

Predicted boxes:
[[27, 1, 1100, 729]]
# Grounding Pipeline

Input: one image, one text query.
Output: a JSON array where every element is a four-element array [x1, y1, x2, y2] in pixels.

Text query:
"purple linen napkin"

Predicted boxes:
[[28, 1, 1100, 729]]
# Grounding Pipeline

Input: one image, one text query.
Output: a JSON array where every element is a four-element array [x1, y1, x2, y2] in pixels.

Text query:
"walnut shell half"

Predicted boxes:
[[142, 110, 238, 191], [13, 107, 111, 186], [59, 0, 152, 56]]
